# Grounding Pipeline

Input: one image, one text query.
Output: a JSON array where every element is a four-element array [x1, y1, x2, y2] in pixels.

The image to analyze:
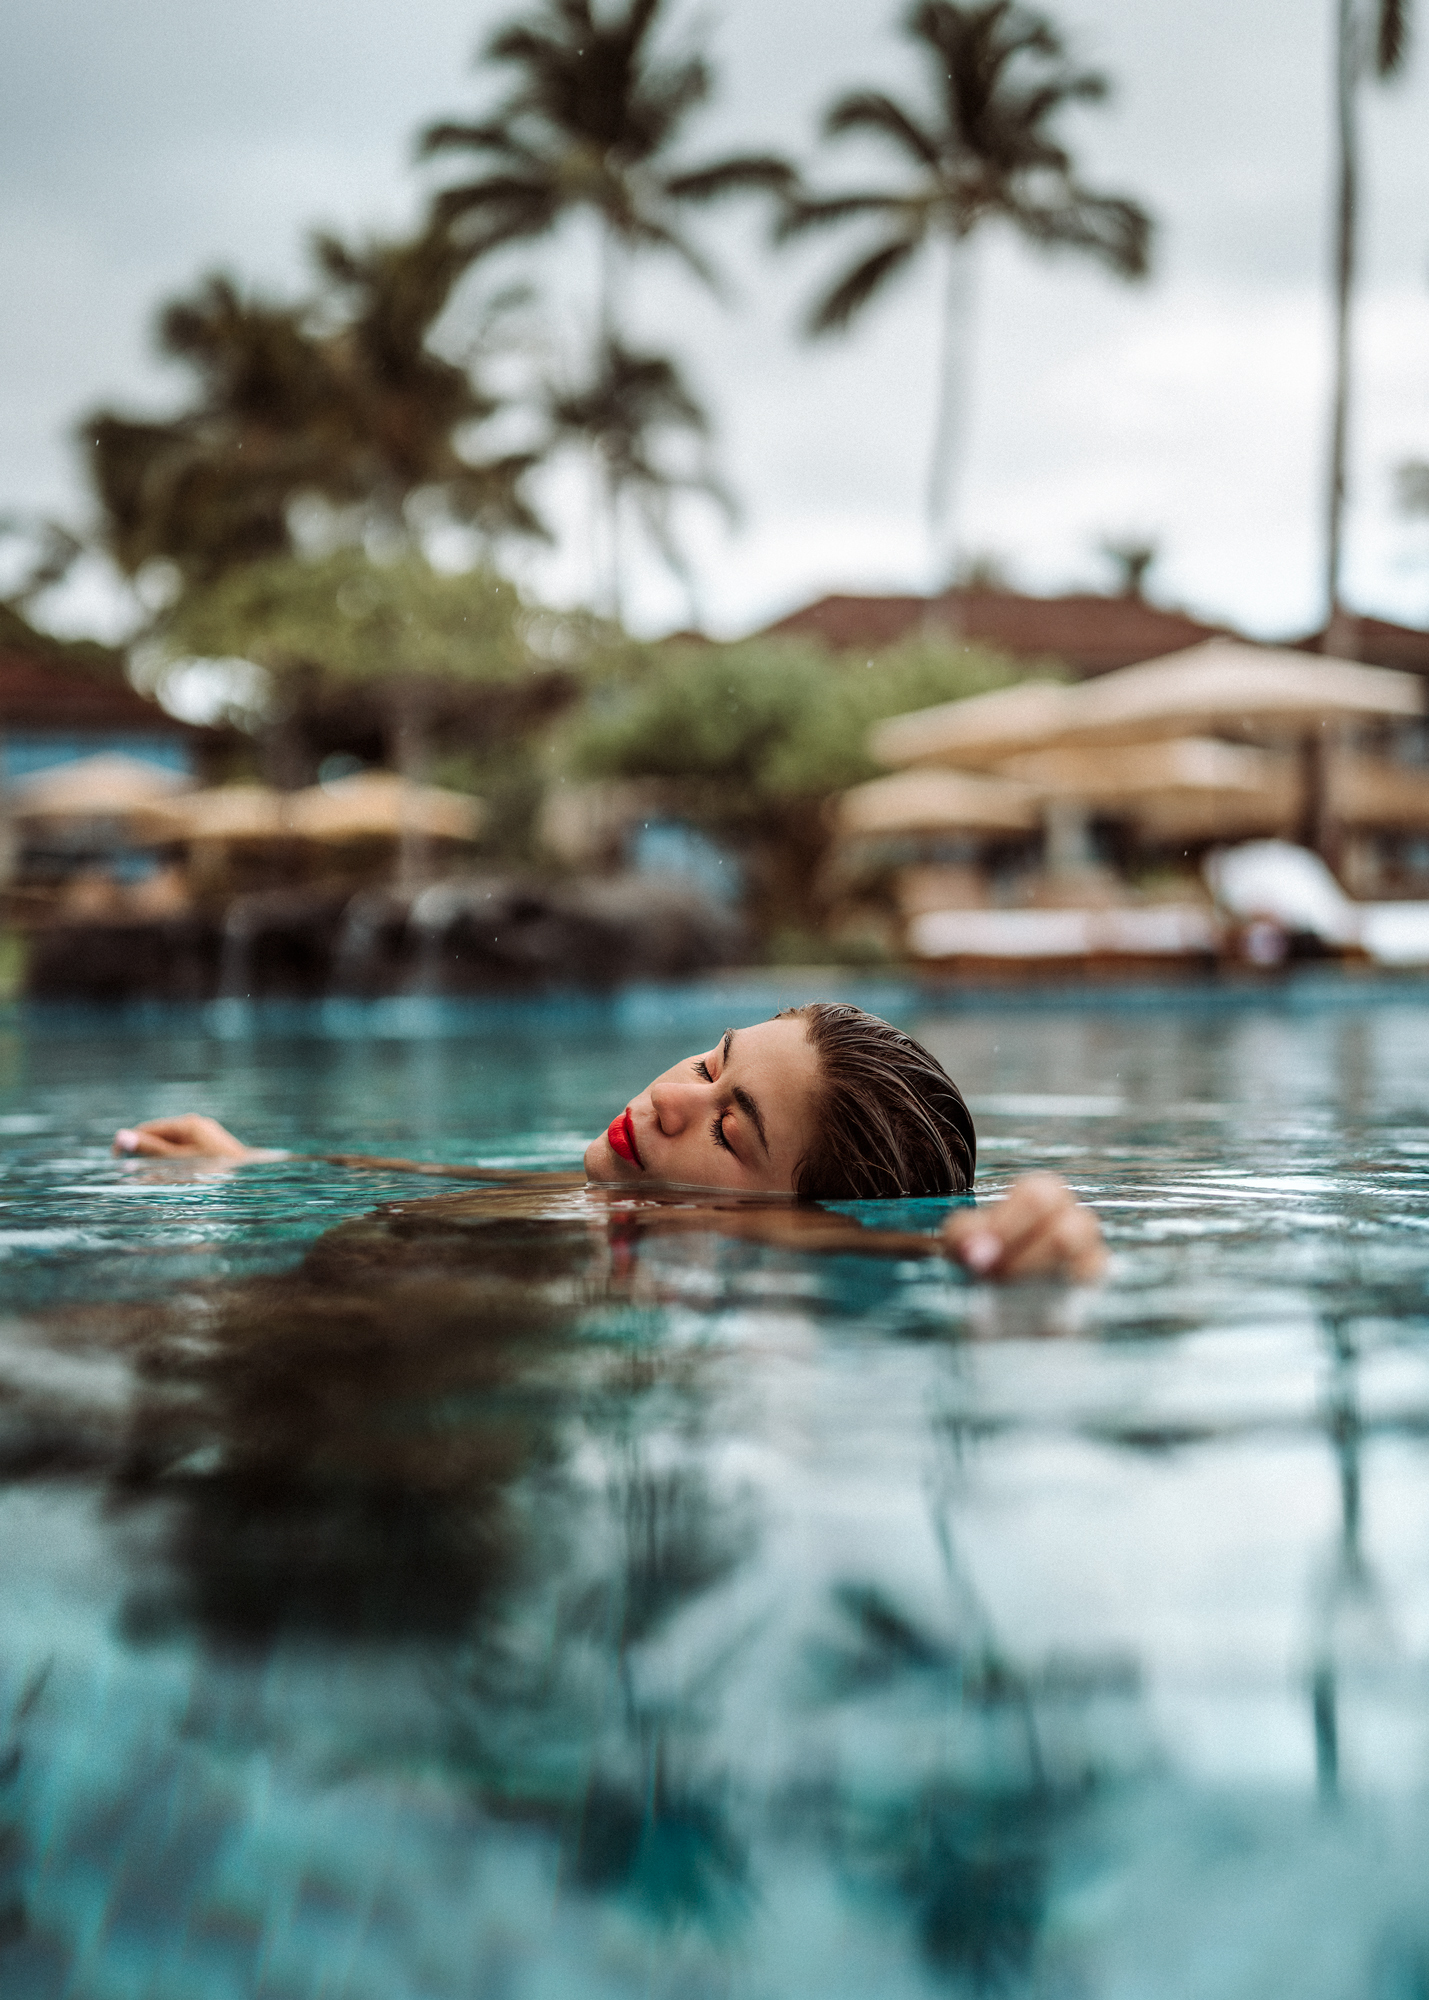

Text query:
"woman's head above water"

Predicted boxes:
[[583, 1003, 976, 1200]]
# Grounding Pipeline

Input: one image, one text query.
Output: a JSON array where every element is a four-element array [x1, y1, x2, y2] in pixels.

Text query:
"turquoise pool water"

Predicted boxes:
[[2, 980, 1429, 1998]]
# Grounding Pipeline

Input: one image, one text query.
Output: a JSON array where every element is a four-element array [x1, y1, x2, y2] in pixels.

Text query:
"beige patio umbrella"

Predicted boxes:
[[285, 772, 484, 844], [872, 641, 1423, 857], [141, 786, 291, 844], [1330, 753, 1429, 832], [837, 768, 1042, 838], [6, 754, 196, 838], [991, 735, 1291, 868], [1045, 640, 1422, 749], [871, 643, 1421, 771], [869, 679, 1078, 772], [1132, 768, 1300, 846], [996, 735, 1279, 804], [1127, 748, 1429, 846]]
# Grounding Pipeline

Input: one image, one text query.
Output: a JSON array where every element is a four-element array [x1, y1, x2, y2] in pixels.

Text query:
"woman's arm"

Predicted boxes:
[[112, 1116, 568, 1184], [113, 1120, 1107, 1281]]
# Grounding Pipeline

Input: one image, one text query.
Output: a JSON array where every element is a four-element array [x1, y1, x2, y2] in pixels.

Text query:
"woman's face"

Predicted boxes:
[[583, 1015, 820, 1194]]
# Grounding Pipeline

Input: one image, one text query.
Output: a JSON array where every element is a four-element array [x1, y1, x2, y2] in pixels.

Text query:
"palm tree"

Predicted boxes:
[[779, 0, 1152, 583], [543, 338, 733, 625], [1325, 0, 1411, 649], [82, 239, 544, 589], [309, 229, 546, 545], [419, 0, 792, 343]]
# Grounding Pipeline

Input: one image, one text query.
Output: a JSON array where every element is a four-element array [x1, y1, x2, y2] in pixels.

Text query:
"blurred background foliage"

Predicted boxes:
[[560, 630, 1031, 945], [153, 548, 534, 694], [13, 0, 1161, 955], [567, 633, 1027, 800]]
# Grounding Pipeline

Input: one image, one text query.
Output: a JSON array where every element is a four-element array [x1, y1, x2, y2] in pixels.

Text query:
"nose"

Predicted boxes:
[[649, 1065, 704, 1135]]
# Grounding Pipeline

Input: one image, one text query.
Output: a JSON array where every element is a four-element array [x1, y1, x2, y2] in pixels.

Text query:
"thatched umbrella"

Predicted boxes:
[[141, 786, 289, 845], [1050, 640, 1421, 748], [285, 772, 484, 844], [140, 773, 483, 859], [996, 735, 1277, 805], [7, 754, 195, 837], [1131, 750, 1429, 847], [869, 680, 1077, 772], [871, 640, 1423, 859], [873, 643, 1421, 770], [837, 768, 1041, 838], [1331, 753, 1429, 832]]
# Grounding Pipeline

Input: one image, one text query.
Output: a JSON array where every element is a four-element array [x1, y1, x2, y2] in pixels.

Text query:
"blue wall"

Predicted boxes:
[[2, 732, 194, 783]]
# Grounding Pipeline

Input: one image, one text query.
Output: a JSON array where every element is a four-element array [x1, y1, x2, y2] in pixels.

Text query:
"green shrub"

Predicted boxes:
[[565, 634, 1043, 804]]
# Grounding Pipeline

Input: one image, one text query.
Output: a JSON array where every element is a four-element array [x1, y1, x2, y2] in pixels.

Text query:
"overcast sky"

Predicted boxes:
[[3, 0, 1429, 645]]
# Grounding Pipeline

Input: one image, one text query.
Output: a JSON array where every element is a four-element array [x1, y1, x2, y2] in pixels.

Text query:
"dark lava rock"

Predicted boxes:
[[23, 873, 746, 1001], [25, 915, 222, 1003]]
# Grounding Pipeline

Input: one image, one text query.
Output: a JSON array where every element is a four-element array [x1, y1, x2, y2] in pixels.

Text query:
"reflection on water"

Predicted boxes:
[[0, 992, 1428, 1995]]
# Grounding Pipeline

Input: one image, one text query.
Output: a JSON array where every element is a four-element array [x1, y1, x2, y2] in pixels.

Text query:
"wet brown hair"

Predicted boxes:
[[783, 1003, 976, 1201]]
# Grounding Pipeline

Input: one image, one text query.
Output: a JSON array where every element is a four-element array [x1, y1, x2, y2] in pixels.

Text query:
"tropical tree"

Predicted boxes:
[[147, 546, 579, 791], [0, 513, 83, 611], [306, 228, 546, 545], [1325, 0, 1411, 646], [419, 0, 793, 340], [778, 0, 1152, 582], [82, 233, 542, 591], [419, 0, 790, 617], [543, 338, 732, 624]]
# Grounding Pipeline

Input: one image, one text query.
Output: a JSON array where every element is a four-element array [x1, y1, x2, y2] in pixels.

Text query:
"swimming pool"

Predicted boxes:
[[2, 980, 1428, 1997]]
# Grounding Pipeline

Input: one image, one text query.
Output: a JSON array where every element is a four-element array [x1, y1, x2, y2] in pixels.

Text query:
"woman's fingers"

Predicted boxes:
[[113, 1115, 252, 1159], [943, 1172, 1108, 1283]]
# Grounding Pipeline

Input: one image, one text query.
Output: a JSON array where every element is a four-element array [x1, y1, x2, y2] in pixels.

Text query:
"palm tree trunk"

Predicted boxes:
[[598, 221, 619, 350], [1325, 0, 1358, 653], [597, 219, 622, 623], [926, 237, 975, 594], [605, 456, 624, 628]]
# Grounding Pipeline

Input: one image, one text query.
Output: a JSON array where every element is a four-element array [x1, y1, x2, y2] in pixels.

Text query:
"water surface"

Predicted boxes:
[[1, 983, 1428, 1998]]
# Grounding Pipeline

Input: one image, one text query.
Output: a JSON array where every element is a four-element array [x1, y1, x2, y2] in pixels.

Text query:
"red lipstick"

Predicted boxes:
[[606, 1107, 644, 1169]]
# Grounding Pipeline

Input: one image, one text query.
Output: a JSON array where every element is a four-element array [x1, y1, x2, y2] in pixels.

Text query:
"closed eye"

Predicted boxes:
[[710, 1113, 734, 1153], [693, 1058, 713, 1081]]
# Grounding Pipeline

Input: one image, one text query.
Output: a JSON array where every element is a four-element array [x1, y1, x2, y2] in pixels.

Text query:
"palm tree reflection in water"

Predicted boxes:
[[8, 1182, 1135, 1977]]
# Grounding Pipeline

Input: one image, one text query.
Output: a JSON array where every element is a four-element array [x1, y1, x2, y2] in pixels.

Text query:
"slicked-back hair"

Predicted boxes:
[[783, 1003, 976, 1201]]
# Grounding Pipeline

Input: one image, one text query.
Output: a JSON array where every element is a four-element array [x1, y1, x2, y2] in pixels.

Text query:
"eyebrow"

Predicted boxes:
[[722, 1030, 769, 1158]]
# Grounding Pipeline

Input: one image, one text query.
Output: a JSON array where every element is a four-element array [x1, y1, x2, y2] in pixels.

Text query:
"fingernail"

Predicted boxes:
[[961, 1230, 1002, 1274], [115, 1130, 139, 1154]]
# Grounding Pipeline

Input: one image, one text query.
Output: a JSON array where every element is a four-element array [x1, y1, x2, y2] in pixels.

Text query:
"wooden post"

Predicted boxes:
[[1298, 722, 1343, 875]]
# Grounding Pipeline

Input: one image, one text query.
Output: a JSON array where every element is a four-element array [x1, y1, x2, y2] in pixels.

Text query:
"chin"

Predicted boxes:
[[583, 1134, 635, 1182]]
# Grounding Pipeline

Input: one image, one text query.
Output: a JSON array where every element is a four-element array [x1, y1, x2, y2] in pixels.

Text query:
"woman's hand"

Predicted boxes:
[[942, 1171, 1108, 1283], [113, 1115, 275, 1162]]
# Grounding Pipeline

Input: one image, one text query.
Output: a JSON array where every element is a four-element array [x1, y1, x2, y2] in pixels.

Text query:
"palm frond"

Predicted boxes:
[[1012, 184, 1152, 278], [1377, 0, 1410, 75], [775, 191, 918, 244], [418, 119, 520, 159], [446, 453, 551, 542], [486, 22, 565, 72], [663, 155, 796, 203], [628, 216, 724, 297], [806, 235, 920, 335], [429, 180, 562, 252], [635, 54, 712, 146], [824, 89, 943, 169]]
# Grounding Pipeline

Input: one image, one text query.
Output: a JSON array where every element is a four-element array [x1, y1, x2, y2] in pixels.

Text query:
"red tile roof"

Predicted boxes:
[[0, 646, 195, 733], [758, 586, 1233, 678], [1293, 614, 1429, 678], [0, 605, 196, 735]]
